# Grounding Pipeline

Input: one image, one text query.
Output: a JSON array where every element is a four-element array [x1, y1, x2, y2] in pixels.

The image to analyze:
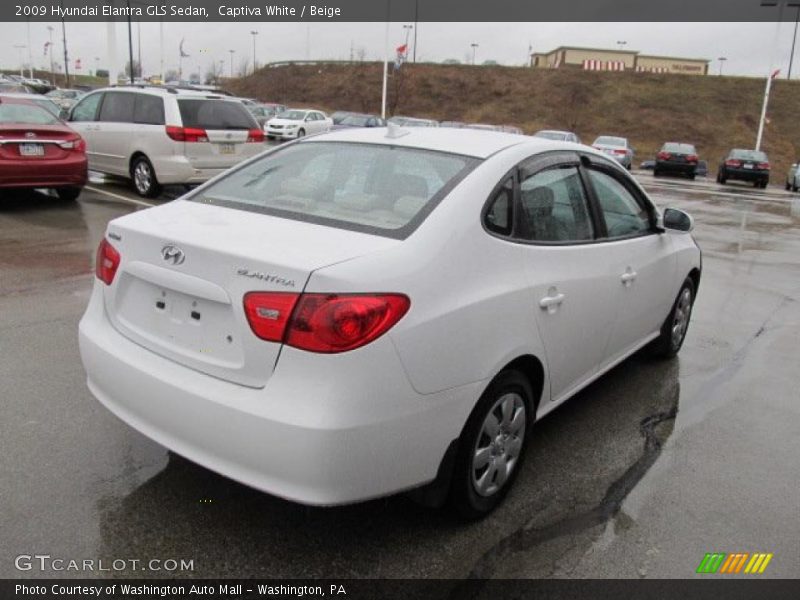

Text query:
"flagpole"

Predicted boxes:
[[756, 6, 785, 151], [381, 2, 390, 119]]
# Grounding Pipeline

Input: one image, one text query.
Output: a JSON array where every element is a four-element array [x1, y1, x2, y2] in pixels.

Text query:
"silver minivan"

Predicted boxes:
[[67, 86, 266, 197]]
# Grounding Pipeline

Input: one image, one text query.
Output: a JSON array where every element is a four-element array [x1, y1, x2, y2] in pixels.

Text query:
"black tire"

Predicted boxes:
[[650, 277, 696, 359], [719, 174, 727, 184], [793, 182, 799, 193], [689, 174, 696, 181], [653, 168, 661, 177], [130, 155, 162, 198], [448, 370, 534, 520], [786, 181, 791, 191], [296, 128, 306, 138], [55, 186, 82, 201]]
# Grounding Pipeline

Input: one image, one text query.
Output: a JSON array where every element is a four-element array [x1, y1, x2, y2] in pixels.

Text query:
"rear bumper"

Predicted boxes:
[[0, 156, 87, 188], [78, 284, 479, 505], [723, 168, 769, 182], [656, 161, 696, 175], [140, 146, 267, 185]]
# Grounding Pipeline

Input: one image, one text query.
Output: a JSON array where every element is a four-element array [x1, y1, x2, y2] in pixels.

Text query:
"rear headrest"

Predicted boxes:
[[523, 186, 555, 212], [280, 177, 322, 198], [333, 193, 381, 211], [393, 196, 427, 219]]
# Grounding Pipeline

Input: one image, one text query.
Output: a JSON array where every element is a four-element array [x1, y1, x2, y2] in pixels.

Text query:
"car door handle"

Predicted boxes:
[[539, 290, 565, 313], [621, 269, 638, 286]]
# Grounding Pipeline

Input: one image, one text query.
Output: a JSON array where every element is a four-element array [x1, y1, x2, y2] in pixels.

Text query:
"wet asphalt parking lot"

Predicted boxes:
[[1, 171, 799, 581]]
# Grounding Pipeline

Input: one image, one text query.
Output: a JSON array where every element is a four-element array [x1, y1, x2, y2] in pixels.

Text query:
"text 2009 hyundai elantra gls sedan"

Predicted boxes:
[[79, 127, 700, 518]]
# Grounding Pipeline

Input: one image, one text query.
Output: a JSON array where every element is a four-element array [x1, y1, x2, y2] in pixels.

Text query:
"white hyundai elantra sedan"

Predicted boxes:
[[79, 127, 700, 518]]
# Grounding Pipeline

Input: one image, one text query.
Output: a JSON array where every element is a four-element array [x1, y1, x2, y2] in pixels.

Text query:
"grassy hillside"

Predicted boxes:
[[231, 62, 800, 178]]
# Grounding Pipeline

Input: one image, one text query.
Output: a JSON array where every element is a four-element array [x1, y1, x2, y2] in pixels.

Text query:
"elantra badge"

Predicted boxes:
[[161, 244, 185, 265]]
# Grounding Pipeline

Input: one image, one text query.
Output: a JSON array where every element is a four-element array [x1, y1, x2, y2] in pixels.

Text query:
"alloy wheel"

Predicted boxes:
[[471, 392, 526, 497]]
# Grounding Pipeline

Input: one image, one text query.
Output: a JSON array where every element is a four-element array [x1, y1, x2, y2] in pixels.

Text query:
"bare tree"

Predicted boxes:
[[237, 57, 251, 78]]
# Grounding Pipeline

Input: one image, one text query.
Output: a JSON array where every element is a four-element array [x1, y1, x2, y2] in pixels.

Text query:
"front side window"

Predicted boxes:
[[71, 93, 103, 122], [98, 92, 135, 122], [587, 169, 651, 238], [517, 167, 594, 243], [192, 141, 477, 237]]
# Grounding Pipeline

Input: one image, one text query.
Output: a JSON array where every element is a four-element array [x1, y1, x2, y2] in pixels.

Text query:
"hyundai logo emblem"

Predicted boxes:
[[161, 244, 185, 265], [25, 132, 36, 138]]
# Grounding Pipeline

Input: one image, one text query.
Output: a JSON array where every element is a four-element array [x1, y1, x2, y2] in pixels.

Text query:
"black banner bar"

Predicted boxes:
[[3, 579, 800, 600], [5, 0, 800, 23]]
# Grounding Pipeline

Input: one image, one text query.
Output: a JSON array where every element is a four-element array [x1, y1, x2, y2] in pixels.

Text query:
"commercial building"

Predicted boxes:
[[531, 46, 709, 75]]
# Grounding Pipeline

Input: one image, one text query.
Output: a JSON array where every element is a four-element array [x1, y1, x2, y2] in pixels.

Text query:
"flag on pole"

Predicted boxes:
[[75, 58, 82, 71], [771, 68, 781, 79], [395, 44, 408, 71], [44, 41, 51, 56], [180, 39, 190, 58]]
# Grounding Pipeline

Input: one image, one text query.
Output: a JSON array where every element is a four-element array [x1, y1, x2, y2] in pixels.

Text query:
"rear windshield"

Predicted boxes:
[[178, 99, 255, 130], [594, 136, 626, 146], [0, 103, 59, 124], [663, 143, 696, 153], [191, 141, 479, 239], [340, 115, 370, 126], [730, 149, 768, 162]]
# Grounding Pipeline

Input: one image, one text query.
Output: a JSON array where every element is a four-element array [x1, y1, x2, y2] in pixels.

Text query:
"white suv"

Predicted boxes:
[[66, 86, 266, 197]]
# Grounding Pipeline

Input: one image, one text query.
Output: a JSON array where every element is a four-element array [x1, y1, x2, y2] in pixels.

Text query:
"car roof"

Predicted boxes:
[[536, 129, 571, 135], [305, 126, 546, 159]]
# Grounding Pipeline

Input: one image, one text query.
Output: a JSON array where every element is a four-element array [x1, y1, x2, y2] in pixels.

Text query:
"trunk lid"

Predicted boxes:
[[0, 126, 76, 161], [103, 200, 398, 388]]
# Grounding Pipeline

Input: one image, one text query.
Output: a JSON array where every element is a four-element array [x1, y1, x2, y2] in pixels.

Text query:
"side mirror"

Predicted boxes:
[[661, 208, 694, 232]]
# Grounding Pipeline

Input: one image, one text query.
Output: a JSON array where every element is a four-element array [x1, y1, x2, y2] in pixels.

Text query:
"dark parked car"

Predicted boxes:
[[332, 113, 386, 129], [696, 160, 708, 177], [717, 149, 770, 188], [654, 142, 699, 179], [330, 111, 357, 125]]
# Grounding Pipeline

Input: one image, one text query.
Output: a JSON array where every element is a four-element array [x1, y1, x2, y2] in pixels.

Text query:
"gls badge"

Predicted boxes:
[[161, 245, 185, 266]]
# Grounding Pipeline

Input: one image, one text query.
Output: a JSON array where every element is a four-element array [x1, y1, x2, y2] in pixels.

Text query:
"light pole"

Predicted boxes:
[[13, 45, 26, 77], [789, 3, 800, 78], [471, 43, 479, 65], [94, 56, 100, 77], [229, 49, 235, 78], [413, 0, 418, 63], [26, 19, 33, 78], [59, 0, 70, 87], [250, 31, 258, 74], [47, 26, 55, 85], [718, 56, 727, 76]]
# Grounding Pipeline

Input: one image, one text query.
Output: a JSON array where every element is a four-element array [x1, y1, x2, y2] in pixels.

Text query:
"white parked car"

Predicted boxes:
[[265, 109, 332, 140], [66, 86, 266, 197], [592, 135, 634, 170], [79, 128, 701, 518]]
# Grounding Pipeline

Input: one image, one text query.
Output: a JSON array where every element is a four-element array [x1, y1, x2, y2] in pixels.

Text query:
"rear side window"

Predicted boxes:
[[192, 141, 478, 238], [98, 92, 135, 122], [133, 95, 165, 125], [587, 170, 651, 238], [484, 178, 513, 235], [178, 99, 256, 129], [516, 167, 594, 243]]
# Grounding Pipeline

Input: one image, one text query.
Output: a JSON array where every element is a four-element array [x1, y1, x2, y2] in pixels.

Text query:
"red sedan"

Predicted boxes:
[[0, 96, 87, 200]]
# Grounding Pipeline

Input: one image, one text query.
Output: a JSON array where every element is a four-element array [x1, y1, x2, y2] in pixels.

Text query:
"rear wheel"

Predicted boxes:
[[650, 277, 695, 359], [55, 186, 82, 201], [131, 156, 162, 198], [448, 370, 533, 519]]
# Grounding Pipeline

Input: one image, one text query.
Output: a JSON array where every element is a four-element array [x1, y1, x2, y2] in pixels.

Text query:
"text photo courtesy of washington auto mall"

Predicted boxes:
[[0, 0, 799, 599]]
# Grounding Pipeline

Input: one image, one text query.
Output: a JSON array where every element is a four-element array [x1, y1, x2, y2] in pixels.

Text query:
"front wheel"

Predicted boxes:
[[296, 128, 306, 138], [55, 186, 82, 201], [448, 370, 533, 519], [131, 156, 162, 198], [650, 277, 695, 359]]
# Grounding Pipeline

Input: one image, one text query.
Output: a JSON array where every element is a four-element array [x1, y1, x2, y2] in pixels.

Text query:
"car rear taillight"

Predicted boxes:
[[757, 162, 770, 170], [246, 128, 264, 142], [243, 292, 410, 353], [657, 151, 671, 160], [95, 238, 120, 285], [165, 125, 208, 142], [687, 154, 698, 163], [725, 159, 742, 167], [59, 138, 86, 152], [613, 149, 627, 155], [243, 292, 300, 342]]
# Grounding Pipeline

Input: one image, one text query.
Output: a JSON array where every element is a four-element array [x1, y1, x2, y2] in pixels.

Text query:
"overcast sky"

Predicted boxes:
[[0, 21, 796, 79]]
